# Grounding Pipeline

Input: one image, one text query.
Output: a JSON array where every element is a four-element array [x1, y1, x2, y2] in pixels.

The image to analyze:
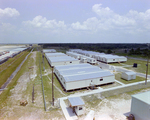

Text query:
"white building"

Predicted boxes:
[[80, 57, 87, 63], [130, 91, 150, 120], [68, 97, 85, 116], [45, 55, 80, 67], [54, 63, 115, 91], [66, 51, 81, 59], [121, 71, 136, 80], [0, 47, 28, 64], [45, 52, 66, 57], [69, 49, 127, 64], [43, 49, 56, 53], [80, 56, 96, 64], [97, 55, 127, 63]]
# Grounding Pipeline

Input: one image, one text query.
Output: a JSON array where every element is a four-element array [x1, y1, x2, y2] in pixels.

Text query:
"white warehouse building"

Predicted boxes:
[[80, 56, 97, 64], [46, 55, 80, 67], [69, 49, 127, 64], [102, 55, 127, 63], [54, 63, 115, 91], [66, 51, 82, 60], [43, 49, 56, 53], [45, 52, 66, 57]]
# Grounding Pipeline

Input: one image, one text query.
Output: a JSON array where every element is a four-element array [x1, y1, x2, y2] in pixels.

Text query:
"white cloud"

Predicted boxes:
[[127, 9, 150, 30], [0, 8, 20, 17], [0, 23, 16, 32], [23, 15, 66, 29], [71, 4, 140, 32], [71, 17, 99, 30], [92, 4, 113, 18]]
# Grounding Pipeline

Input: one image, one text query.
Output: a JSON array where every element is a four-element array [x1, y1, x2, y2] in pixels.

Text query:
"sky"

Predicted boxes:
[[0, 0, 150, 43]]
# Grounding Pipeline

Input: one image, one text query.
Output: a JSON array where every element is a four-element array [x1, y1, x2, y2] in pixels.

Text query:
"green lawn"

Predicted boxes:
[[0, 50, 65, 119], [115, 72, 145, 84], [0, 50, 30, 88], [115, 53, 148, 59], [0, 49, 32, 108], [124, 59, 150, 75], [111, 58, 150, 75]]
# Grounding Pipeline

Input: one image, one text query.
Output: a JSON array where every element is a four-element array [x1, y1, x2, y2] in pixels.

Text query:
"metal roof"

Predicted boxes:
[[102, 55, 126, 59], [47, 56, 78, 62], [43, 49, 56, 53], [12, 48, 27, 51], [68, 97, 85, 106], [55, 63, 114, 82], [66, 51, 82, 56], [59, 66, 102, 76], [124, 71, 136, 75], [64, 70, 114, 82], [45, 52, 66, 57], [0, 49, 26, 61], [55, 63, 92, 71], [132, 91, 150, 105]]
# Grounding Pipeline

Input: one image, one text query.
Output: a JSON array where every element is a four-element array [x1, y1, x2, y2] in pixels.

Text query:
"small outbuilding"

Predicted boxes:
[[130, 91, 150, 120], [68, 97, 85, 116], [121, 71, 136, 80]]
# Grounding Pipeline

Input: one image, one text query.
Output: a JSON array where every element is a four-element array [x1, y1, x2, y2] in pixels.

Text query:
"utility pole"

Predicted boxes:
[[52, 67, 54, 106], [145, 59, 149, 85], [145, 43, 150, 85], [43, 53, 45, 71]]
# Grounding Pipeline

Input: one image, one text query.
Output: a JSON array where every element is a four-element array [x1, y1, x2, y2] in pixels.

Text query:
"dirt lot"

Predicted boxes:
[[80, 88, 150, 120]]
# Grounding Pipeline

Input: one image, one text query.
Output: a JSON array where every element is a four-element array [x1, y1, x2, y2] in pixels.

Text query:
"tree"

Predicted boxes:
[[107, 49, 112, 54], [129, 48, 134, 55]]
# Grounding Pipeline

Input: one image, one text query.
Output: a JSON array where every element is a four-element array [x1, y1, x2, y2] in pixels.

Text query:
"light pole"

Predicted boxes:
[[145, 43, 150, 85], [52, 66, 54, 106]]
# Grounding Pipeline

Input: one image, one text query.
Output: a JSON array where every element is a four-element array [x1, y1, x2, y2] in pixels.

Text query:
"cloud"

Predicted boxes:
[[71, 17, 99, 31], [0, 8, 20, 17], [71, 4, 140, 32], [0, 23, 16, 32], [92, 4, 136, 26], [92, 4, 113, 18], [127, 9, 150, 30], [23, 15, 66, 29]]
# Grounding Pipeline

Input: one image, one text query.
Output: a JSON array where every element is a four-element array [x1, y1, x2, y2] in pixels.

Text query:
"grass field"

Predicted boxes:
[[115, 53, 149, 59], [0, 50, 65, 119], [112, 58, 150, 75], [0, 50, 31, 88], [0, 50, 32, 108]]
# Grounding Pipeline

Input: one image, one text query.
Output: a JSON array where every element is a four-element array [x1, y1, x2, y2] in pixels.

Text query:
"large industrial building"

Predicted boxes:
[[54, 63, 115, 91]]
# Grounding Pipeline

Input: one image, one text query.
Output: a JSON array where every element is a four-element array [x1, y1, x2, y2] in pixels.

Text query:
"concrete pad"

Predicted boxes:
[[95, 114, 113, 120], [60, 98, 78, 120]]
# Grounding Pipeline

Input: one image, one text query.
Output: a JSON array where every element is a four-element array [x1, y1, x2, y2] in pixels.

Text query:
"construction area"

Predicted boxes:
[[0, 45, 150, 120]]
